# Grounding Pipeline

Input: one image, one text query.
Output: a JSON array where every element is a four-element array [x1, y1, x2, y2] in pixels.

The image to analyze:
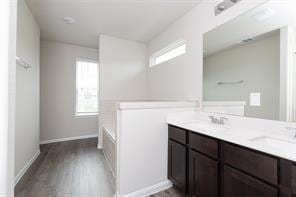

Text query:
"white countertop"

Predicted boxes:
[[168, 120, 296, 162]]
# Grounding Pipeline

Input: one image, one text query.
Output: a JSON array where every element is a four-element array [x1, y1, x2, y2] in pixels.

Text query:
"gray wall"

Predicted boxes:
[[99, 35, 147, 101], [203, 33, 280, 120], [15, 0, 40, 179], [40, 41, 98, 142]]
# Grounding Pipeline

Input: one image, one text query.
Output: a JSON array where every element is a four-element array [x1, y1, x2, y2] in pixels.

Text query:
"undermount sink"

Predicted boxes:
[[249, 136, 296, 154]]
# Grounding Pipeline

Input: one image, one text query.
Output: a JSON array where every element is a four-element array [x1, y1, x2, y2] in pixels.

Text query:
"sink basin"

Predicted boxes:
[[249, 136, 296, 154]]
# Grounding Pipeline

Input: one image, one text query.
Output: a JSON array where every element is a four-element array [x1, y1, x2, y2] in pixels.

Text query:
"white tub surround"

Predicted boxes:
[[100, 100, 117, 181], [99, 100, 117, 148], [115, 101, 199, 197], [102, 127, 116, 178], [203, 101, 246, 116], [167, 111, 296, 162]]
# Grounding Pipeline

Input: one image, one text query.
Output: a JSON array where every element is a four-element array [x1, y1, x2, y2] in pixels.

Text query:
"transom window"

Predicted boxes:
[[75, 59, 98, 116], [150, 40, 186, 67]]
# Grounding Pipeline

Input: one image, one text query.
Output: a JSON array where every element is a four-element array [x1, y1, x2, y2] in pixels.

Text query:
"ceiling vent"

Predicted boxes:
[[63, 17, 76, 24]]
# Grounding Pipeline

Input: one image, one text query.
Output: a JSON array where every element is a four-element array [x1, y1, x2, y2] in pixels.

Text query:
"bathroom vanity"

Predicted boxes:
[[178, 0, 296, 195], [166, 0, 296, 196], [167, 124, 296, 197]]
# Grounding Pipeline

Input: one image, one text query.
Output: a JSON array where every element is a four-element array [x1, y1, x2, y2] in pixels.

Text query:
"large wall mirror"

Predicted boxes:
[[203, 0, 296, 122]]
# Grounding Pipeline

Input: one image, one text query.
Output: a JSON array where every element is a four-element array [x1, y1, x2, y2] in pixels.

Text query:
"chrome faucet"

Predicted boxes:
[[209, 115, 228, 125], [286, 126, 296, 139]]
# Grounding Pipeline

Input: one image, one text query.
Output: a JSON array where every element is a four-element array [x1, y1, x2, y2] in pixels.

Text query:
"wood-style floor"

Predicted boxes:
[[15, 138, 115, 197], [15, 138, 182, 197]]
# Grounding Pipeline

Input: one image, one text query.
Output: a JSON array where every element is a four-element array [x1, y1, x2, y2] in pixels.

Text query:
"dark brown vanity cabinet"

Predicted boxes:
[[224, 165, 277, 197], [279, 160, 296, 197], [168, 137, 187, 193], [223, 143, 278, 185], [188, 131, 218, 197], [292, 165, 296, 197], [188, 150, 218, 197], [168, 125, 296, 197]]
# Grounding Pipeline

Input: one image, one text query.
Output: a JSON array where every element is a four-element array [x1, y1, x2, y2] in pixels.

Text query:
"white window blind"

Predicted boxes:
[[76, 59, 98, 116]]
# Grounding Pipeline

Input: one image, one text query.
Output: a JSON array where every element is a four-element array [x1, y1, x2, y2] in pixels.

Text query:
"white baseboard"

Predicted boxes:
[[14, 150, 40, 186], [40, 134, 98, 144], [97, 143, 102, 149], [116, 180, 172, 197]]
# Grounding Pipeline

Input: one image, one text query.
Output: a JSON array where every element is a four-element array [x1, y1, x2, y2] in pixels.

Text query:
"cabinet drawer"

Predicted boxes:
[[169, 126, 186, 144], [189, 132, 218, 159], [223, 143, 278, 185], [224, 165, 277, 197]]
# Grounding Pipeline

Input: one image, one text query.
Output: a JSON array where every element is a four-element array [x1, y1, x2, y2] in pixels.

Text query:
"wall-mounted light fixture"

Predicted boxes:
[[215, 0, 242, 16]]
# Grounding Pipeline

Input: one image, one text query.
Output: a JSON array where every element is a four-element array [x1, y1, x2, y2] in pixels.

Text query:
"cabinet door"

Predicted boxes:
[[189, 150, 218, 197], [168, 140, 187, 193], [280, 160, 295, 197], [224, 165, 277, 197], [292, 165, 296, 197]]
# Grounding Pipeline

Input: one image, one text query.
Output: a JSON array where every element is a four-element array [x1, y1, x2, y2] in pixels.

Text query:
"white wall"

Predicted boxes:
[[116, 104, 198, 196], [15, 0, 40, 182], [40, 41, 98, 142], [0, 0, 17, 195], [98, 35, 147, 147], [99, 35, 147, 101], [203, 33, 280, 120], [147, 0, 269, 101]]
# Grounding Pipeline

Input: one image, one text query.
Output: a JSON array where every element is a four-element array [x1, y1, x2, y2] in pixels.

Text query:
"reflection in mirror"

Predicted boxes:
[[203, 0, 296, 122]]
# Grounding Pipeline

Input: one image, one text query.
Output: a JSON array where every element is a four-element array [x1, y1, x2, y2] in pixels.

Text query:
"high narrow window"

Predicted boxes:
[[150, 40, 186, 67], [76, 59, 98, 116]]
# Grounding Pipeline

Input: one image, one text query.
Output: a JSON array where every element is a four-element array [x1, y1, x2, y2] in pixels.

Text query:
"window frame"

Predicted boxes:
[[149, 39, 186, 67], [75, 58, 99, 117]]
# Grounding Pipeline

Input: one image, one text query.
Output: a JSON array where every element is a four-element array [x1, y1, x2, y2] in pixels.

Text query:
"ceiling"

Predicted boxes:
[[203, 0, 295, 57], [25, 0, 202, 48]]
